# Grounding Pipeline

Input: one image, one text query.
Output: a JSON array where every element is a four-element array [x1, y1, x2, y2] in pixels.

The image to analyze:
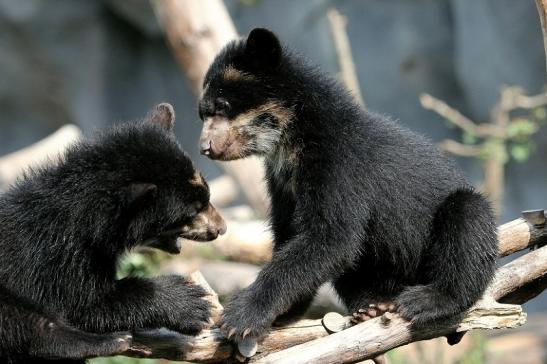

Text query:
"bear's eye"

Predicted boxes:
[[193, 201, 203, 212], [214, 98, 231, 116]]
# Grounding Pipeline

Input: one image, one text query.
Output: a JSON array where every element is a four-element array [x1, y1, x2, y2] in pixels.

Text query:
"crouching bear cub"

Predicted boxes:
[[0, 103, 226, 363], [198, 28, 498, 341]]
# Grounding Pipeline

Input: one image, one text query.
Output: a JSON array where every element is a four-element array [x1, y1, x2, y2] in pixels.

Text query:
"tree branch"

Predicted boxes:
[[150, 0, 270, 217], [327, 8, 365, 108], [184, 208, 546, 265], [536, 0, 547, 72], [251, 244, 546, 364], [438, 139, 482, 157], [420, 93, 477, 134], [117, 211, 546, 363], [0, 125, 82, 191]]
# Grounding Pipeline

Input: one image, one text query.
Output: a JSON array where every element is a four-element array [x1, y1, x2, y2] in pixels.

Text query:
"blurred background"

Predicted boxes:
[[0, 0, 545, 363]]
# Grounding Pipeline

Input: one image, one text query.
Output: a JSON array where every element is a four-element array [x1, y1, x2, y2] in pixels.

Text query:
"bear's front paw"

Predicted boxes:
[[177, 283, 213, 335], [97, 332, 133, 355], [220, 291, 273, 341], [155, 276, 212, 335]]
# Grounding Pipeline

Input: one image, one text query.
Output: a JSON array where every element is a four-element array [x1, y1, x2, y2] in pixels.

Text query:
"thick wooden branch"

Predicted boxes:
[[498, 211, 547, 256], [253, 301, 526, 364], [150, 0, 269, 217], [118, 212, 546, 363], [252, 245, 546, 364], [183, 218, 273, 264], [191, 210, 545, 264], [150, 0, 236, 93]]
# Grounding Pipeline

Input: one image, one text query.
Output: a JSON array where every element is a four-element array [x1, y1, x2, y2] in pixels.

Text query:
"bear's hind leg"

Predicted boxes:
[[335, 272, 400, 324], [394, 188, 498, 326], [351, 302, 396, 324]]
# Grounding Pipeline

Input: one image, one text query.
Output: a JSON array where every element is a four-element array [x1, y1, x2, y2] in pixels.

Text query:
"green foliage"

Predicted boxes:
[[505, 115, 542, 163], [386, 349, 405, 364], [462, 131, 478, 145], [510, 143, 534, 162], [506, 118, 539, 141], [458, 105, 545, 165], [455, 332, 488, 364], [479, 139, 507, 164], [116, 250, 173, 279]]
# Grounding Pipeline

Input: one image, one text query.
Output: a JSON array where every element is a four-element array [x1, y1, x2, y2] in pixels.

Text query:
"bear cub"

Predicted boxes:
[[198, 28, 498, 341], [0, 103, 226, 363]]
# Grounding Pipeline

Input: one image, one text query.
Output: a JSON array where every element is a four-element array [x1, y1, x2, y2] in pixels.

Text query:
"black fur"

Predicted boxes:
[[0, 104, 220, 363], [199, 28, 498, 340], [0, 285, 130, 364]]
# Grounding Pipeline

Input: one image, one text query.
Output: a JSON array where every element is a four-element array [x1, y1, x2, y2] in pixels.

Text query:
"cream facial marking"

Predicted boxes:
[[231, 101, 293, 128], [189, 171, 206, 188], [223, 65, 256, 82]]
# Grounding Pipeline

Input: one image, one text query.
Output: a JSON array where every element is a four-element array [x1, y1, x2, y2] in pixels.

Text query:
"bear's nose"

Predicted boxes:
[[200, 140, 212, 156], [217, 220, 227, 236]]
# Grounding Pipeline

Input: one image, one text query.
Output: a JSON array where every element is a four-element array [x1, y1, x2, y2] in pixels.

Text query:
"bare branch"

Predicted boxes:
[[208, 175, 239, 208], [513, 90, 547, 109], [0, 125, 82, 190], [191, 210, 546, 265], [115, 213, 546, 363], [253, 300, 526, 364], [498, 213, 547, 257], [151, 1, 272, 216], [438, 139, 482, 157], [327, 8, 365, 108], [420, 93, 481, 135], [252, 245, 546, 364], [150, 0, 236, 92], [535, 0, 547, 72], [183, 218, 273, 264]]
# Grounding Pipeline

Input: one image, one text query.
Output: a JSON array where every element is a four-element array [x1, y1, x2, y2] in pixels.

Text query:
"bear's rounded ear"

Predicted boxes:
[[245, 28, 282, 68], [126, 183, 157, 207], [145, 103, 175, 131]]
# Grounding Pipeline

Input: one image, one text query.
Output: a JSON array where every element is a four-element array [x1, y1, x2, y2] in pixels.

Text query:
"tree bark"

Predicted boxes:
[[150, 0, 269, 217], [189, 211, 545, 265], [120, 215, 547, 363]]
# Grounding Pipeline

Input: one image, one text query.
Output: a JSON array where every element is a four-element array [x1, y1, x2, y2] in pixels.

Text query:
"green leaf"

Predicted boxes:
[[462, 132, 478, 145], [533, 107, 546, 120], [510, 144, 531, 162], [480, 140, 507, 163], [507, 118, 538, 141]]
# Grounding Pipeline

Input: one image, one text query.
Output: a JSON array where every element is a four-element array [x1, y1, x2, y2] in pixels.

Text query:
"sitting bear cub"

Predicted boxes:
[[0, 103, 226, 363], [198, 28, 498, 342]]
